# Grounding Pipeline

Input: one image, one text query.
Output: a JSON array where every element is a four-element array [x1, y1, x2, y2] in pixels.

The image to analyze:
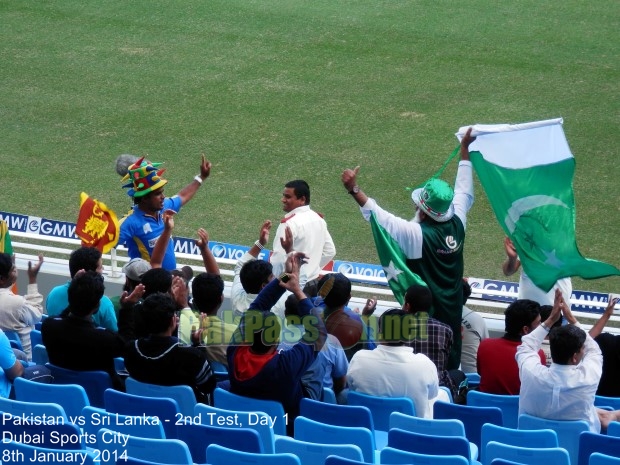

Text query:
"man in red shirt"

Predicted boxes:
[[477, 299, 546, 394]]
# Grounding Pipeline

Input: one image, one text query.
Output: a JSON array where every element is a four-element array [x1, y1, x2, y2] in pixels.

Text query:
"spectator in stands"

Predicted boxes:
[[118, 155, 212, 271], [114, 209, 180, 322], [502, 236, 572, 307], [117, 267, 172, 340], [460, 279, 489, 373], [0, 253, 44, 360], [281, 294, 349, 402], [42, 271, 126, 390], [177, 228, 226, 346], [270, 180, 336, 297], [402, 284, 464, 401], [341, 128, 476, 370], [0, 328, 24, 398], [478, 299, 545, 394], [348, 308, 441, 418], [191, 272, 236, 368], [124, 292, 216, 404], [228, 252, 327, 436], [539, 304, 562, 367], [588, 296, 620, 397], [517, 290, 620, 432], [46, 246, 118, 332], [318, 273, 376, 361], [111, 258, 151, 317], [231, 220, 289, 319]]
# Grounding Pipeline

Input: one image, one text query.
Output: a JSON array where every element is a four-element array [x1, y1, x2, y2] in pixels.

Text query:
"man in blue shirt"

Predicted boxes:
[[46, 246, 118, 331], [0, 329, 24, 398], [119, 155, 211, 271]]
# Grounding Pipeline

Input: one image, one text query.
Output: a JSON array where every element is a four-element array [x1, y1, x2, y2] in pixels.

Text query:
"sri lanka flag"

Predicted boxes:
[[76, 192, 120, 253]]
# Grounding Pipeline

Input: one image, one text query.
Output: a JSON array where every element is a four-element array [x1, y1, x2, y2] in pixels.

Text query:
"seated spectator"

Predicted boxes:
[[231, 220, 289, 319], [176, 228, 222, 345], [0, 253, 44, 360], [46, 246, 118, 331], [192, 272, 236, 368], [118, 267, 172, 340], [588, 297, 620, 397], [517, 290, 620, 432], [281, 294, 349, 402], [460, 280, 488, 374], [0, 328, 24, 398], [477, 299, 545, 395], [403, 284, 464, 400], [228, 253, 327, 436], [111, 258, 151, 317], [318, 273, 376, 361], [347, 308, 440, 418], [42, 271, 126, 390], [124, 293, 216, 404]]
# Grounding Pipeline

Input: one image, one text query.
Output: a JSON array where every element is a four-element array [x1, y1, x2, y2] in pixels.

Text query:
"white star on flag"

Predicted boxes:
[[383, 260, 403, 282], [543, 249, 564, 268]]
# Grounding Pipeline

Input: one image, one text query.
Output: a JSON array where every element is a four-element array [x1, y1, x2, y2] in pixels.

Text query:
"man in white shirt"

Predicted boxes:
[[0, 253, 44, 360], [516, 289, 620, 433], [271, 180, 336, 296], [347, 308, 442, 419]]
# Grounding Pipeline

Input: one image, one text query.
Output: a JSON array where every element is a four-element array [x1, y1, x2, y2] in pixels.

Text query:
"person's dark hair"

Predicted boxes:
[[69, 247, 102, 278], [285, 179, 310, 204], [317, 273, 351, 308], [404, 284, 433, 314], [170, 269, 189, 287], [504, 299, 541, 338], [240, 260, 273, 294], [243, 310, 282, 354], [140, 292, 177, 335], [379, 308, 408, 346], [180, 266, 194, 281], [549, 324, 586, 365], [0, 253, 13, 278], [68, 271, 105, 317], [539, 305, 562, 330], [192, 273, 224, 314], [284, 294, 300, 317], [141, 268, 173, 297], [462, 280, 472, 301]]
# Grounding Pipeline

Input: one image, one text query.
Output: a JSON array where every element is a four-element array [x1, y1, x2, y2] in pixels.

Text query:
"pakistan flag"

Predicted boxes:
[[457, 118, 620, 292], [370, 211, 426, 305]]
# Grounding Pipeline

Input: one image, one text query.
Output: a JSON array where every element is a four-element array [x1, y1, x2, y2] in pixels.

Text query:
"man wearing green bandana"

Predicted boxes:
[[341, 128, 476, 370]]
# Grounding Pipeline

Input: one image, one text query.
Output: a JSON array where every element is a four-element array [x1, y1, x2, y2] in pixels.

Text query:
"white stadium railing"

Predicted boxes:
[[9, 230, 620, 337]]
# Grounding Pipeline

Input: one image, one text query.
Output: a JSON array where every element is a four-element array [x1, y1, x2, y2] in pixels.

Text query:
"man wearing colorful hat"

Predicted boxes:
[[119, 155, 211, 271], [341, 128, 476, 370]]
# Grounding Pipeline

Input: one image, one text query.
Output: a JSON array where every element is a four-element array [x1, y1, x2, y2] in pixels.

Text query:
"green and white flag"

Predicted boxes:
[[370, 211, 426, 304], [457, 118, 620, 292]]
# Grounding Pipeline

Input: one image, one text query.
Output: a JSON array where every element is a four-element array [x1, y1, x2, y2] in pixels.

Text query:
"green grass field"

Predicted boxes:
[[1, 0, 618, 292]]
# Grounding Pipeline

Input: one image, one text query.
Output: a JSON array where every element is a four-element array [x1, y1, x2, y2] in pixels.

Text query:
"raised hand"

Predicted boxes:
[[280, 226, 293, 253], [199, 154, 212, 180], [27, 255, 44, 283], [195, 228, 209, 251], [259, 220, 272, 247], [341, 166, 360, 191]]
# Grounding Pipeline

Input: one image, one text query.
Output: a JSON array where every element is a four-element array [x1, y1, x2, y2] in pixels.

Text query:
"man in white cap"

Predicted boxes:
[[341, 128, 475, 369]]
